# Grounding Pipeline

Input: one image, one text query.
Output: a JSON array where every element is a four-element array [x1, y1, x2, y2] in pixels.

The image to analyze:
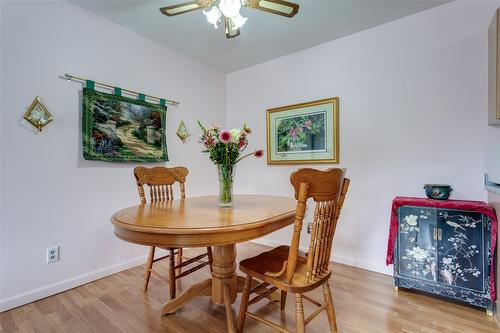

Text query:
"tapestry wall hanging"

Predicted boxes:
[[82, 88, 168, 162]]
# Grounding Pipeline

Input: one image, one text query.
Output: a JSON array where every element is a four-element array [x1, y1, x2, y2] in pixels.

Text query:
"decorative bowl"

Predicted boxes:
[[423, 184, 453, 200]]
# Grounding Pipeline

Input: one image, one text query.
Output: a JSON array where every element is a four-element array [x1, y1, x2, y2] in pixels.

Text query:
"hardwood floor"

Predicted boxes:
[[1, 243, 498, 333]]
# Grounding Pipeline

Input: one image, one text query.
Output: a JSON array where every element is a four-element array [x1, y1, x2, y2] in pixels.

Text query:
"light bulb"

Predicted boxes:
[[231, 13, 247, 30], [218, 0, 241, 19], [203, 6, 222, 29]]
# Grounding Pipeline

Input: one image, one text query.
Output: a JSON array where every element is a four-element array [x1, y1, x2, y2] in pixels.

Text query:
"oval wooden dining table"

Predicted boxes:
[[111, 194, 297, 332]]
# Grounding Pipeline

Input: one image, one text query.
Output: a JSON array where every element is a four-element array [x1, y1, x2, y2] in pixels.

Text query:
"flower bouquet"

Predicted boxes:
[[198, 121, 263, 207]]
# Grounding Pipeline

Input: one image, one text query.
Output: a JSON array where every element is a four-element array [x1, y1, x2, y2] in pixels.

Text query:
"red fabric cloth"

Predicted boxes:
[[386, 196, 497, 301]]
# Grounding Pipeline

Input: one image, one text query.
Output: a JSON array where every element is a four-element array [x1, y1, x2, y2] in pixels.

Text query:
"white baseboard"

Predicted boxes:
[[250, 238, 392, 276], [0, 254, 149, 313], [0, 241, 392, 313], [331, 253, 392, 276]]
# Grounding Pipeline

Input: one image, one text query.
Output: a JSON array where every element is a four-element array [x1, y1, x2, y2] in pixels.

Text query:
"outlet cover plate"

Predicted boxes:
[[47, 246, 59, 263]]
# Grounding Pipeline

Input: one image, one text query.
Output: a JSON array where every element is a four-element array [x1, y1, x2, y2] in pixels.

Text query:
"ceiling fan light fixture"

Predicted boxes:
[[203, 6, 222, 28], [160, 0, 299, 38], [258, 0, 293, 15]]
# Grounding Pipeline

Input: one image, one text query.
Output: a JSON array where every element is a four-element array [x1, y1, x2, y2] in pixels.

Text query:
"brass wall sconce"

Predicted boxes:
[[176, 120, 190, 143], [23, 96, 53, 131]]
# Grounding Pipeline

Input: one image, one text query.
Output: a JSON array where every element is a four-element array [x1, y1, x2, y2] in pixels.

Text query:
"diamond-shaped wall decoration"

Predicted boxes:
[[176, 120, 190, 143], [23, 96, 53, 131]]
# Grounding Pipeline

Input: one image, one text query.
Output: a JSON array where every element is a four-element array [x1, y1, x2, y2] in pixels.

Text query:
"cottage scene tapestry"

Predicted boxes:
[[82, 88, 168, 162]]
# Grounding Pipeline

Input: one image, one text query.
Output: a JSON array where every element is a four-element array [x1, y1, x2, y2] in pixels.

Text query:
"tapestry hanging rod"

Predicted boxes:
[[63, 73, 179, 107]]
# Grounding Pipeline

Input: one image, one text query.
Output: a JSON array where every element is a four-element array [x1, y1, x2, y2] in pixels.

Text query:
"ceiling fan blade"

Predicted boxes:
[[159, 0, 213, 16], [245, 0, 299, 18], [224, 17, 240, 39]]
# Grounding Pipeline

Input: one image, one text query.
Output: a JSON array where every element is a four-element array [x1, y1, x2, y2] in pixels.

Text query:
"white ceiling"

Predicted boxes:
[[72, 0, 451, 73]]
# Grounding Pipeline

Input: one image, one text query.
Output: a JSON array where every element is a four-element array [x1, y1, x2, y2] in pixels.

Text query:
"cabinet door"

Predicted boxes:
[[437, 209, 484, 292], [398, 206, 437, 282]]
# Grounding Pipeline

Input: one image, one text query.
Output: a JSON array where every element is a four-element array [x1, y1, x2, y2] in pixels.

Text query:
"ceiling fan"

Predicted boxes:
[[159, 0, 300, 39]]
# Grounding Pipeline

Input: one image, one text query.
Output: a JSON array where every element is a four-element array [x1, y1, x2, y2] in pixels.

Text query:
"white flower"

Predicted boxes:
[[230, 128, 240, 143], [404, 215, 418, 226], [408, 247, 427, 261], [443, 257, 452, 265]]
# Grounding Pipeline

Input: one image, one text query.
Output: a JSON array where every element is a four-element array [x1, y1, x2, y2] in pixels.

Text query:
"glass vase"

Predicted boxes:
[[217, 164, 235, 208]]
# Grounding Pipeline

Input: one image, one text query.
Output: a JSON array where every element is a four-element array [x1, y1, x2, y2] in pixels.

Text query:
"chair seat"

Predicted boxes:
[[239, 245, 331, 293]]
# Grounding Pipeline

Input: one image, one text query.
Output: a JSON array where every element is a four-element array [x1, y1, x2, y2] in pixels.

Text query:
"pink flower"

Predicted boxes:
[[290, 128, 298, 141], [219, 130, 232, 144], [239, 138, 247, 148], [254, 150, 264, 158], [204, 137, 214, 147]]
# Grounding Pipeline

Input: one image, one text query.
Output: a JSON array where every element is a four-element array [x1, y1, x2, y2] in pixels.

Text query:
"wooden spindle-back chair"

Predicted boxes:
[[237, 168, 349, 333], [134, 166, 213, 300]]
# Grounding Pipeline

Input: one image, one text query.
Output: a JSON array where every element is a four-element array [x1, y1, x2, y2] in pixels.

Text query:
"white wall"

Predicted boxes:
[[227, 1, 500, 275], [0, 0, 226, 311], [0, 0, 4, 308]]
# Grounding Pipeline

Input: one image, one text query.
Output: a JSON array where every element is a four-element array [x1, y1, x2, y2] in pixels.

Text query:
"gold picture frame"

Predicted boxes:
[[266, 97, 339, 164], [23, 96, 54, 131]]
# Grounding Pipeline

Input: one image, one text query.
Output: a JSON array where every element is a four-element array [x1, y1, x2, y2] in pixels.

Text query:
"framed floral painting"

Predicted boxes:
[[266, 97, 339, 164]]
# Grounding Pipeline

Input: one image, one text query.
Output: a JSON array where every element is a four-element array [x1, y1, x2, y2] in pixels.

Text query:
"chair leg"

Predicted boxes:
[[322, 281, 338, 333], [223, 283, 236, 333], [237, 275, 252, 333], [280, 290, 287, 311], [295, 293, 305, 333], [175, 248, 182, 276], [207, 246, 213, 274], [168, 249, 176, 300], [143, 246, 156, 291]]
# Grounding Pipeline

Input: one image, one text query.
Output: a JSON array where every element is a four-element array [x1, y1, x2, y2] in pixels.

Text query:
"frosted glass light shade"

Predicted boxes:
[[204, 6, 222, 28], [231, 13, 247, 30], [219, 0, 241, 18]]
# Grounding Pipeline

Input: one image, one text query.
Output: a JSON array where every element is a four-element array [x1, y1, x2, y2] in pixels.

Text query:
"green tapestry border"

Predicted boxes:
[[82, 88, 168, 162]]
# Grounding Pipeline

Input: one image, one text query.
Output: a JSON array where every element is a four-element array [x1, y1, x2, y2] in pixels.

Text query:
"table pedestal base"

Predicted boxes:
[[161, 244, 279, 332], [161, 278, 212, 314]]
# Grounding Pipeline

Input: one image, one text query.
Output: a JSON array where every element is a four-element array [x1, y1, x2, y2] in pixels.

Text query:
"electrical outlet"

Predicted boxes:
[[47, 246, 59, 263]]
